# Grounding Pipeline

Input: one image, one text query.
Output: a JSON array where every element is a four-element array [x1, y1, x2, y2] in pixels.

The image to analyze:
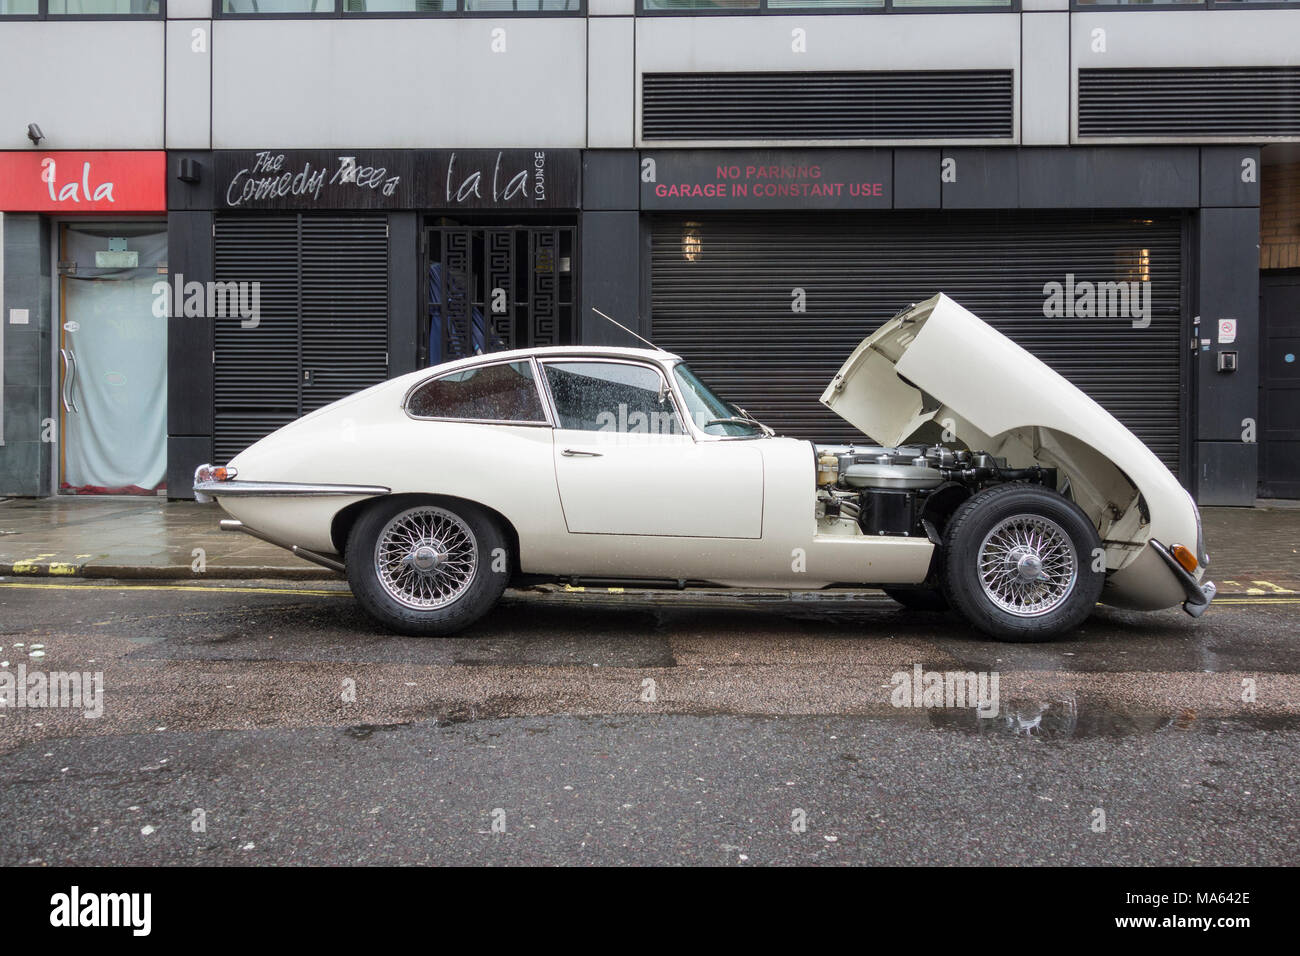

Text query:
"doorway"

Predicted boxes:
[[56, 222, 168, 495], [423, 222, 576, 366], [1259, 270, 1300, 499]]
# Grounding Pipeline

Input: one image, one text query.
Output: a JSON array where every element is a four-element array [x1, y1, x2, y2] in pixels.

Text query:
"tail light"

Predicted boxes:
[[195, 464, 237, 483]]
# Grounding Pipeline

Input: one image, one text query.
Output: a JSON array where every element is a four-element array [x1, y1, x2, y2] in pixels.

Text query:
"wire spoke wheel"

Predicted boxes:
[[976, 514, 1078, 618], [373, 506, 479, 611]]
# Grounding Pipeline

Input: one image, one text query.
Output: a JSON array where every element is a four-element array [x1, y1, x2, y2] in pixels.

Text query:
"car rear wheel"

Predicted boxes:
[[346, 497, 509, 636], [942, 483, 1103, 642]]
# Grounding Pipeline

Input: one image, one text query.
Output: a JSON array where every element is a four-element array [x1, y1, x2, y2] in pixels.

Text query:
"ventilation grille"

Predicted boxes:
[[1079, 67, 1300, 138], [213, 215, 389, 463], [642, 71, 1015, 142]]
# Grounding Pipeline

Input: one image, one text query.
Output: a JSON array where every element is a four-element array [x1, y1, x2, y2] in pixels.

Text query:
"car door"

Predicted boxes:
[[542, 359, 763, 538]]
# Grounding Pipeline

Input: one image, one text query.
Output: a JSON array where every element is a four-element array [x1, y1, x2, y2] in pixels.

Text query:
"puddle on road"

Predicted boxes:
[[343, 723, 409, 740], [927, 696, 1300, 739]]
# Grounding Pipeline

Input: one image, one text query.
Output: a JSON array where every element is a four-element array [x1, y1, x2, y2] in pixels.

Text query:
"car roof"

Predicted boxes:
[[371, 344, 688, 398], [430, 344, 684, 371]]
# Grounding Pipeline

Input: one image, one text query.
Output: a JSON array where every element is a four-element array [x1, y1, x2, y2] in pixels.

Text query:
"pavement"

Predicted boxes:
[[0, 497, 329, 580], [0, 495, 1297, 598]]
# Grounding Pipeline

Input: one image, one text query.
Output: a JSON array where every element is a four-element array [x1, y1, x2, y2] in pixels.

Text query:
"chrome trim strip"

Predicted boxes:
[[401, 355, 554, 427], [537, 355, 694, 441], [220, 519, 345, 574], [195, 480, 390, 498]]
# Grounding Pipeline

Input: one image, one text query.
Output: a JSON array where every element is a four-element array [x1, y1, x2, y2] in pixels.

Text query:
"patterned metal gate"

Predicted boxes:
[[424, 225, 576, 365]]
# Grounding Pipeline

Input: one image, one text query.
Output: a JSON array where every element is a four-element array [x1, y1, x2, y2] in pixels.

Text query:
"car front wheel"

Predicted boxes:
[[346, 497, 509, 636], [942, 483, 1104, 642]]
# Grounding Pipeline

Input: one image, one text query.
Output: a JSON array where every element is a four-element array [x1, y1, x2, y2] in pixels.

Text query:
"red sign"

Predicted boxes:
[[641, 150, 892, 211], [0, 151, 166, 213]]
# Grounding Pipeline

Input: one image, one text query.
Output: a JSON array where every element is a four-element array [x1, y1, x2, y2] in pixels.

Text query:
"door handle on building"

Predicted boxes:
[[59, 348, 79, 414]]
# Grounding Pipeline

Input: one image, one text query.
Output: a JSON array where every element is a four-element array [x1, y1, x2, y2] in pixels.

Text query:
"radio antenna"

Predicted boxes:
[[592, 307, 662, 351]]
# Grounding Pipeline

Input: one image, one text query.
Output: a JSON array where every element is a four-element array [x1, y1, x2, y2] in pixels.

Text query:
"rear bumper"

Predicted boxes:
[[193, 464, 388, 504], [1149, 539, 1216, 618]]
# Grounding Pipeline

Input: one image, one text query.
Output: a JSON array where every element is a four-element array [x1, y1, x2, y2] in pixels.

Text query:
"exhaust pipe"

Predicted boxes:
[[220, 519, 346, 575]]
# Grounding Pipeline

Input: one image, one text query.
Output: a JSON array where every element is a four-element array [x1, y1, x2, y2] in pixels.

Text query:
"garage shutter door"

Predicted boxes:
[[650, 212, 1184, 470], [213, 215, 389, 463]]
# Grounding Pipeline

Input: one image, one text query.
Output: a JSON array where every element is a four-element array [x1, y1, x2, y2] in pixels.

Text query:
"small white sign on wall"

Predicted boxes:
[[8, 308, 28, 325], [1218, 319, 1238, 344]]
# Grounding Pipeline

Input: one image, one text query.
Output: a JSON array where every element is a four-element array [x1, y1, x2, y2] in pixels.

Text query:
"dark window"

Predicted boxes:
[[543, 361, 684, 434], [49, 0, 159, 9], [219, 0, 329, 10], [217, 0, 584, 14], [2, 0, 160, 14], [407, 360, 547, 423], [640, 0, 1013, 11]]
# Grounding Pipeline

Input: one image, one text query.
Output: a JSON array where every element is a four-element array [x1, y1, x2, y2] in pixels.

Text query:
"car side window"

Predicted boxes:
[[543, 361, 685, 434], [407, 360, 547, 423]]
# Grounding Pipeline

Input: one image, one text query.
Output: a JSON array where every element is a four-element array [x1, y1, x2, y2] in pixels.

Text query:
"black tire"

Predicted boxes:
[[941, 482, 1103, 642], [882, 585, 950, 612], [345, 496, 509, 636]]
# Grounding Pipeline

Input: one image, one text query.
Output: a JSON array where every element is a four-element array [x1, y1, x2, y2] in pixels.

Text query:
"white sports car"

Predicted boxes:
[[195, 293, 1214, 642]]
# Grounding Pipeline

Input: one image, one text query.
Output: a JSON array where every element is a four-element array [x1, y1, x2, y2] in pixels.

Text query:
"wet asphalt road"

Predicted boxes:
[[0, 579, 1297, 865]]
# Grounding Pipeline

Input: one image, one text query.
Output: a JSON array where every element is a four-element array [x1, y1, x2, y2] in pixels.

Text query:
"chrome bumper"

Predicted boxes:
[[193, 464, 389, 504], [1150, 539, 1216, 618]]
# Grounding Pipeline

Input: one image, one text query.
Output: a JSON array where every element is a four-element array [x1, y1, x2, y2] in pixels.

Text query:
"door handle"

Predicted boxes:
[[561, 448, 603, 458], [59, 348, 79, 414]]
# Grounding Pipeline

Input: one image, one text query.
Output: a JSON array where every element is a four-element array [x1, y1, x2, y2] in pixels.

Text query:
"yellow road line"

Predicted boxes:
[[1250, 580, 1297, 594], [1212, 597, 1300, 605], [10, 554, 57, 574], [0, 581, 347, 597]]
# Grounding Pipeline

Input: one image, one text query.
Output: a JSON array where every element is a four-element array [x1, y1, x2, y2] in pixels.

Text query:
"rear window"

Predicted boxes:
[[407, 360, 547, 423]]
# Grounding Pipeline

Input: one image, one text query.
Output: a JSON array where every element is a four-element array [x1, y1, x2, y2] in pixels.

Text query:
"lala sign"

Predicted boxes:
[[40, 157, 115, 204], [446, 151, 534, 204]]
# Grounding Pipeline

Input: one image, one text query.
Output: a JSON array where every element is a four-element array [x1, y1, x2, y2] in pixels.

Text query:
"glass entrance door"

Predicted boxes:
[[57, 223, 168, 495]]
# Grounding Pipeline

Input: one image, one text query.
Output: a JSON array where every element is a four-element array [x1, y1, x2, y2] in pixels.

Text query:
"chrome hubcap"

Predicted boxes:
[[374, 507, 478, 610], [405, 545, 447, 573], [977, 514, 1077, 617], [1016, 553, 1043, 580]]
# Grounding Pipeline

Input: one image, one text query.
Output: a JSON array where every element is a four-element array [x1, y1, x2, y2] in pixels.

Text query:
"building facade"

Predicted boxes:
[[0, 0, 1297, 505]]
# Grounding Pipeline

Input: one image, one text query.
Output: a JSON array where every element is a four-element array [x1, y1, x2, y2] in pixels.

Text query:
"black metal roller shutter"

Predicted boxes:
[[651, 212, 1184, 469], [213, 215, 389, 463]]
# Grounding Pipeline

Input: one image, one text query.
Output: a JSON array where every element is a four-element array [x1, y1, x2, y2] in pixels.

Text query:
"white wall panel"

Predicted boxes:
[[0, 23, 164, 150], [588, 16, 634, 148], [167, 19, 212, 149], [212, 19, 588, 149]]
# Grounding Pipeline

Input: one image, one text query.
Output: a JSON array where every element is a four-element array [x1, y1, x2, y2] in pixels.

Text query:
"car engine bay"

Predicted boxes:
[[813, 443, 1059, 539]]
